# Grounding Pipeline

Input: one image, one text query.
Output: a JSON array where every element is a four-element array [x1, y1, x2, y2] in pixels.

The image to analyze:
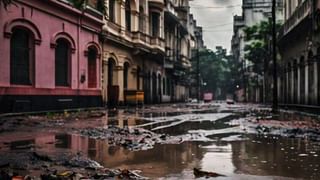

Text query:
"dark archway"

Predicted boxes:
[[107, 58, 118, 107], [123, 62, 129, 90], [158, 74, 162, 102], [108, 58, 116, 86], [152, 73, 157, 103], [137, 66, 141, 90], [144, 71, 151, 104]]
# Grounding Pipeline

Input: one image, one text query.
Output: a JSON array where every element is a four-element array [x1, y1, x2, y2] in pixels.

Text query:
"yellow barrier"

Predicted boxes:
[[124, 90, 144, 105]]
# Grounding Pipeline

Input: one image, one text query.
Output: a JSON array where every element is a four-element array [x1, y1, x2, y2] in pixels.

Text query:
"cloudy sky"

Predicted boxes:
[[189, 0, 242, 52]]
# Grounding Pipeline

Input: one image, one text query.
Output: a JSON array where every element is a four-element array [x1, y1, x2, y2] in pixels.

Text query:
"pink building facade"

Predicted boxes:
[[0, 0, 104, 113]]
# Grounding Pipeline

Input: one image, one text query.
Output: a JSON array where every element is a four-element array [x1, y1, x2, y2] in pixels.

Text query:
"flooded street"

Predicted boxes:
[[1, 103, 320, 179]]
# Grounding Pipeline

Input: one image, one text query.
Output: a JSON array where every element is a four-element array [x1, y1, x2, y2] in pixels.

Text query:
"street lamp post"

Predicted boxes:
[[272, 0, 278, 112]]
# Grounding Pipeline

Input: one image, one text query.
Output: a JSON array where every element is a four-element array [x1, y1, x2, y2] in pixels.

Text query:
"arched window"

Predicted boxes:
[[10, 28, 34, 85], [123, 62, 129, 89], [125, 0, 131, 31], [88, 46, 97, 88], [109, 0, 115, 22], [55, 38, 71, 86]]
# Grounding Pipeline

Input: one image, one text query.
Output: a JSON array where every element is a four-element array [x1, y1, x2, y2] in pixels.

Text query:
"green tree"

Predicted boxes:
[[192, 47, 239, 100]]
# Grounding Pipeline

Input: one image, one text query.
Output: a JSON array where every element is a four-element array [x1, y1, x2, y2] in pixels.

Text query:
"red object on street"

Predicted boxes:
[[203, 93, 213, 102]]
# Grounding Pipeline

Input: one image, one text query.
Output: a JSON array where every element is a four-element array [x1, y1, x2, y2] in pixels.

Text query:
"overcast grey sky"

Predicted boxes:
[[190, 0, 242, 52]]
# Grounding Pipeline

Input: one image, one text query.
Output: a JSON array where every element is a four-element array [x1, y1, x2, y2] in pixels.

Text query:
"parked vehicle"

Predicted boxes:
[[203, 93, 213, 103]]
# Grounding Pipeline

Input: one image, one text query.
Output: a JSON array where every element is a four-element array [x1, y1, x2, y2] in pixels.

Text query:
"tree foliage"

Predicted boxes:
[[243, 20, 282, 75], [192, 47, 240, 100]]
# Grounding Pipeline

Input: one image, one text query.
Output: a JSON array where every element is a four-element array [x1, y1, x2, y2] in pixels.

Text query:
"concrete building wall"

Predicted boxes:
[[0, 0, 103, 113]]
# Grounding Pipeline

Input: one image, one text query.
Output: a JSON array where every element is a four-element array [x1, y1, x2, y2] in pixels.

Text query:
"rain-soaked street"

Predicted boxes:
[[1, 103, 320, 179]]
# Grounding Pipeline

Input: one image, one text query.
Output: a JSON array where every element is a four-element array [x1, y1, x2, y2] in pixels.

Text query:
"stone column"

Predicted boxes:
[[313, 62, 318, 104], [102, 61, 108, 104], [305, 64, 308, 105], [115, 65, 124, 102]]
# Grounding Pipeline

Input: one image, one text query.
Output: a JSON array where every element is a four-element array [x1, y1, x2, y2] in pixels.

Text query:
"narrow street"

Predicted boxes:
[[1, 103, 320, 179]]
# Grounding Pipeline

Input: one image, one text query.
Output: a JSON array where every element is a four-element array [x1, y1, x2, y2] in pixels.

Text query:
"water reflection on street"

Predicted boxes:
[[1, 107, 320, 179], [1, 132, 320, 179]]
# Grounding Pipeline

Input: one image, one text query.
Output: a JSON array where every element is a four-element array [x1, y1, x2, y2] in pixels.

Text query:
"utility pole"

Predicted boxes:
[[197, 49, 201, 103], [272, 0, 278, 112]]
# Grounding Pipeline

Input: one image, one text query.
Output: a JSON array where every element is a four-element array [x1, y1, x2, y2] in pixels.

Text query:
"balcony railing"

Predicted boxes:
[[151, 37, 165, 48], [132, 31, 149, 44], [282, 0, 311, 36]]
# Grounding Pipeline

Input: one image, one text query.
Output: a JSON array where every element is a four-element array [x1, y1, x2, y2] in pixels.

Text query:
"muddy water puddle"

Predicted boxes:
[[1, 132, 320, 179], [1, 107, 320, 179]]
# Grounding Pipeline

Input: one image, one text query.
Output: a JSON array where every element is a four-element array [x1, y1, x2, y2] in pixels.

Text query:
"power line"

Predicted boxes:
[[203, 29, 233, 32], [190, 4, 241, 9], [202, 22, 233, 29]]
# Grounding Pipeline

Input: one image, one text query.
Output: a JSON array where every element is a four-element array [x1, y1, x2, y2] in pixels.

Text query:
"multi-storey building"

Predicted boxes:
[[102, 0, 202, 105], [101, 0, 167, 105], [0, 0, 204, 113], [0, 0, 104, 113], [231, 0, 283, 102], [278, 0, 320, 108]]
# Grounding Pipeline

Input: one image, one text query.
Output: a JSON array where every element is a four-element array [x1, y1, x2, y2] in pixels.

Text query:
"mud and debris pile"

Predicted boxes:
[[0, 151, 148, 180], [79, 126, 159, 151]]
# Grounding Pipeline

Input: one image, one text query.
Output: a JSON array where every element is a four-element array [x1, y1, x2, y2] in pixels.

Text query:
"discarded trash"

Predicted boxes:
[[193, 168, 226, 178]]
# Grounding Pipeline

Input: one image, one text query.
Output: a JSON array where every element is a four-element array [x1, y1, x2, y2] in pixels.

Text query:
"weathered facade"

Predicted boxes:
[[102, 0, 203, 105], [0, 0, 204, 113], [278, 0, 320, 108], [0, 0, 104, 113]]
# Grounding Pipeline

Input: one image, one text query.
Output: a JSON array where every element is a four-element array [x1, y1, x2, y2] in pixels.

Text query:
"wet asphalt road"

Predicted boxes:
[[1, 103, 320, 179]]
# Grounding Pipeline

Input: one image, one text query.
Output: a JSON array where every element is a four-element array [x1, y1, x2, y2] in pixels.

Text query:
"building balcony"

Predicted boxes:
[[106, 21, 121, 33], [280, 0, 312, 37], [151, 36, 165, 52], [132, 31, 149, 44]]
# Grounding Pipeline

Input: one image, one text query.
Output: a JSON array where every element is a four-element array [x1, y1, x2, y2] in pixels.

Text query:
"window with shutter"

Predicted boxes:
[[125, 0, 131, 31], [10, 28, 34, 85], [151, 12, 160, 37], [109, 0, 115, 22], [55, 38, 70, 86], [88, 46, 97, 88]]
